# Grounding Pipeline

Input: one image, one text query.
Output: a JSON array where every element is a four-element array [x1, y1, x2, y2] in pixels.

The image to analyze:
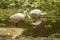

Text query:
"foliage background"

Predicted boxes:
[[0, 0, 60, 38]]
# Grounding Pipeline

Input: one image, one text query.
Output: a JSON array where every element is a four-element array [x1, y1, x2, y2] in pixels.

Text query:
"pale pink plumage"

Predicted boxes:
[[31, 19, 42, 26], [10, 13, 25, 21], [29, 9, 41, 16]]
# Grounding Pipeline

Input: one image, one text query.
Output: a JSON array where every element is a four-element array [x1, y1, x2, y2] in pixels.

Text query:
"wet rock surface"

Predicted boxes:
[[0, 28, 25, 40]]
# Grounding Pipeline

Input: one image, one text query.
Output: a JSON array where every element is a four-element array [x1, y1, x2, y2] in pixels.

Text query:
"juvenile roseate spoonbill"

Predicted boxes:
[[29, 9, 41, 16], [29, 9, 47, 16], [29, 9, 47, 26], [10, 13, 25, 26], [10, 13, 25, 21]]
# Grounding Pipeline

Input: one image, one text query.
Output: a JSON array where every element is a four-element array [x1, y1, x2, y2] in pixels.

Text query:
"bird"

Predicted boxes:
[[29, 9, 47, 26], [10, 13, 25, 26], [29, 9, 41, 16], [29, 9, 47, 16], [10, 13, 25, 21]]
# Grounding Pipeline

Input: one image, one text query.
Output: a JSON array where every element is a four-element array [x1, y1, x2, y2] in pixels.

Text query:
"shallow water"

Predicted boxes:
[[1, 21, 60, 38]]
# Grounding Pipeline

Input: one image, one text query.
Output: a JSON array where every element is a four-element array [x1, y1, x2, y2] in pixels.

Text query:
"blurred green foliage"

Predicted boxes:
[[48, 33, 60, 38], [0, 0, 59, 26], [0, 0, 60, 37]]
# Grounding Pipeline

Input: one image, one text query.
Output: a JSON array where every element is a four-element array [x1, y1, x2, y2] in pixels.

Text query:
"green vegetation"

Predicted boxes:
[[0, 0, 60, 38]]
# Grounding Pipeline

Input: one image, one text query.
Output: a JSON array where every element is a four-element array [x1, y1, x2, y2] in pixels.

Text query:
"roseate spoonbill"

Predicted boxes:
[[29, 9, 41, 16], [29, 9, 47, 26], [29, 9, 47, 16], [10, 13, 25, 21], [10, 13, 25, 26]]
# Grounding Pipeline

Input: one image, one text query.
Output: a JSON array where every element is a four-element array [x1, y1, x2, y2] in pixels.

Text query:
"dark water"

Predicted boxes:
[[2, 20, 60, 38], [23, 21, 60, 37]]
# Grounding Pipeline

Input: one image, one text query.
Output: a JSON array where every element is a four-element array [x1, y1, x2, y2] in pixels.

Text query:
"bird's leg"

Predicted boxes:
[[15, 22, 18, 27], [15, 20, 18, 27]]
